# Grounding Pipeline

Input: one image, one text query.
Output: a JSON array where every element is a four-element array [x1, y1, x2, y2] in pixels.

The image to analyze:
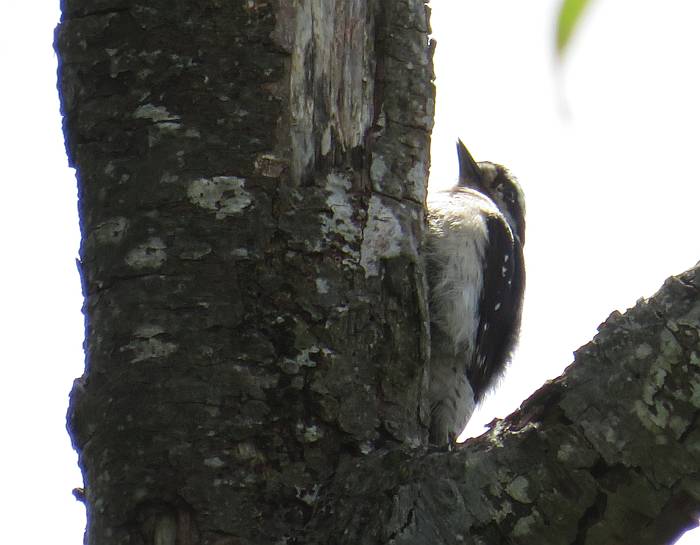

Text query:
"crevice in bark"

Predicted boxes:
[[573, 491, 608, 545]]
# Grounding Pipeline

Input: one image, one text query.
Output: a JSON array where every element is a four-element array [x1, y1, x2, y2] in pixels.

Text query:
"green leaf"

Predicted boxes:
[[556, 0, 591, 56]]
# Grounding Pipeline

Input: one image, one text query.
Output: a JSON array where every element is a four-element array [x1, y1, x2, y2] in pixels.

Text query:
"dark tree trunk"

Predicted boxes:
[[57, 1, 432, 543], [55, 1, 700, 544]]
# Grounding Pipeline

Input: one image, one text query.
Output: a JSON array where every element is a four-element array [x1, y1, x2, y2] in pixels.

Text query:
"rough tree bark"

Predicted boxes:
[[55, 1, 700, 544]]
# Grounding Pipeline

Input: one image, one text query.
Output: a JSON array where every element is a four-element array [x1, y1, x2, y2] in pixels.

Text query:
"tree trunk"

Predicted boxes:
[[55, 1, 700, 544], [57, 1, 432, 543]]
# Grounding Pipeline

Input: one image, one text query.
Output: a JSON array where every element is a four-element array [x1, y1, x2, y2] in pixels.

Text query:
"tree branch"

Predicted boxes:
[[309, 264, 700, 545]]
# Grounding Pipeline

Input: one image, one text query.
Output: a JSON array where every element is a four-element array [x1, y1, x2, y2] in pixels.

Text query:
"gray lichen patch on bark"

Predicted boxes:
[[121, 323, 178, 364], [320, 172, 362, 260], [133, 103, 181, 123], [91, 216, 128, 245], [360, 194, 418, 278], [187, 176, 252, 219], [124, 237, 167, 269]]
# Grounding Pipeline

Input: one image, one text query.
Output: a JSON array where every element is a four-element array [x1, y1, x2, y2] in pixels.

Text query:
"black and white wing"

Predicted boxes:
[[468, 213, 525, 401]]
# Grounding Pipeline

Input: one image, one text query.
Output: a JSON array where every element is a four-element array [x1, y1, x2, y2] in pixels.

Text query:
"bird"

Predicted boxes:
[[425, 140, 526, 447]]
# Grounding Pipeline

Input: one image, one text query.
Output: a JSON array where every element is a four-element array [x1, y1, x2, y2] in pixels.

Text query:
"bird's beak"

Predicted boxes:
[[456, 139, 484, 190]]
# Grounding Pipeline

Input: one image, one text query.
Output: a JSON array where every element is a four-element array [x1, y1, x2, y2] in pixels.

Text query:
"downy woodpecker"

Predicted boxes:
[[426, 140, 525, 446]]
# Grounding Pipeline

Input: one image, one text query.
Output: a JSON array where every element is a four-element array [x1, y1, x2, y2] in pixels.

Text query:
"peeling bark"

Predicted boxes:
[[56, 1, 699, 544]]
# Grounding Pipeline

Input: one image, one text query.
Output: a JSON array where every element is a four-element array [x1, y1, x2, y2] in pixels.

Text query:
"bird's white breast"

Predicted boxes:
[[426, 188, 498, 353]]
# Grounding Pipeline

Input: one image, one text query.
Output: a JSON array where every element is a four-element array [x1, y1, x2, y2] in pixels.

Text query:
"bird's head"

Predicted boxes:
[[456, 139, 526, 245]]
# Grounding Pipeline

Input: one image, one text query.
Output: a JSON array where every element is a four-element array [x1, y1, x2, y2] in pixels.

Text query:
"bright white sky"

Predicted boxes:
[[0, 1, 698, 543]]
